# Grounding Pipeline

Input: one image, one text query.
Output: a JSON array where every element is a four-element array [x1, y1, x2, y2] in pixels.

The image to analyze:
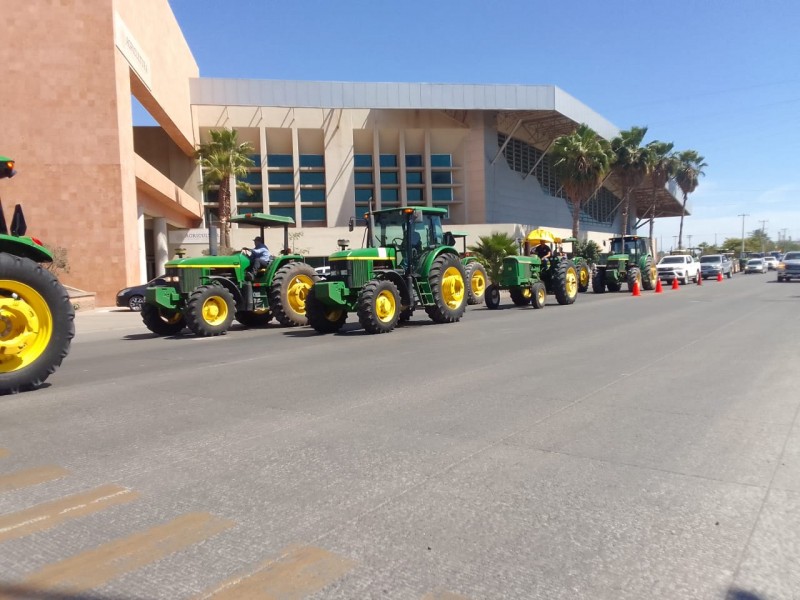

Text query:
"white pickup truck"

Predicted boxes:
[[656, 254, 700, 284]]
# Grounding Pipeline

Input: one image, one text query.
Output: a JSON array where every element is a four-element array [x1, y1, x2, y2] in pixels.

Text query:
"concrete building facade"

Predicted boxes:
[[1, 1, 683, 305]]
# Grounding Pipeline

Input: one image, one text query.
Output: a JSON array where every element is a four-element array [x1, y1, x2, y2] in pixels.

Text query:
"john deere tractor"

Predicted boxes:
[[484, 254, 578, 310], [305, 207, 467, 334], [449, 232, 488, 305], [0, 156, 74, 394], [592, 235, 657, 293], [142, 212, 317, 337]]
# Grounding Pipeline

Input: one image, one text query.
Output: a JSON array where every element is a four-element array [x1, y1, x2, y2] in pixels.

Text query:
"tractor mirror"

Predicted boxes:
[[443, 232, 456, 246], [348, 216, 355, 232]]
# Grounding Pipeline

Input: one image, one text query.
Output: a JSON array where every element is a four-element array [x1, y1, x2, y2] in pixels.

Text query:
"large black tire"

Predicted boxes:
[[306, 286, 347, 333], [358, 279, 401, 334], [185, 284, 235, 337], [641, 257, 656, 291], [509, 286, 532, 306], [398, 307, 414, 324], [465, 262, 488, 305], [531, 281, 547, 309], [425, 254, 467, 323], [485, 284, 501, 309], [235, 309, 272, 328], [0, 254, 75, 394], [592, 269, 606, 294], [553, 261, 579, 305], [141, 303, 185, 336], [607, 281, 622, 292], [269, 262, 318, 327], [576, 260, 591, 293], [627, 267, 642, 293]]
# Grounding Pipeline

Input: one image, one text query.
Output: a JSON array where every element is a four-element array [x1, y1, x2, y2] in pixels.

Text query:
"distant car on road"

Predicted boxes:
[[763, 256, 779, 271], [699, 254, 733, 279], [116, 275, 168, 311], [744, 258, 766, 274], [777, 251, 800, 282]]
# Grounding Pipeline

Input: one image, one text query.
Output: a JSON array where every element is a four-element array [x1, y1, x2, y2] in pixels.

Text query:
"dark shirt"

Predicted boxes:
[[535, 244, 551, 259]]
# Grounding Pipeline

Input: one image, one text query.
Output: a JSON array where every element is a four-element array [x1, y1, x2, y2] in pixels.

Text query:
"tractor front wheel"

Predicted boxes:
[[0, 254, 75, 394], [425, 254, 467, 323], [592, 269, 606, 294], [142, 303, 185, 336], [185, 284, 235, 337], [509, 286, 532, 306], [627, 267, 642, 293], [531, 281, 547, 309], [306, 286, 347, 334], [642, 257, 657, 290], [358, 279, 400, 334], [576, 260, 591, 293], [465, 262, 488, 305], [485, 284, 501, 309], [554, 261, 579, 305], [607, 281, 622, 292], [269, 262, 318, 327]]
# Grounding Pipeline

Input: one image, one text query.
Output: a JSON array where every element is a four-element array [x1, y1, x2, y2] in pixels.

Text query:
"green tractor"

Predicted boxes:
[[142, 212, 318, 337], [305, 207, 467, 334], [448, 232, 488, 305], [557, 237, 592, 293], [592, 235, 657, 293], [0, 156, 74, 394], [484, 253, 578, 310]]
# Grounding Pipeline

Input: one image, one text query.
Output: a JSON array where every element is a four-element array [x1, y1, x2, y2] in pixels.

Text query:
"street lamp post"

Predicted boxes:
[[738, 213, 749, 258]]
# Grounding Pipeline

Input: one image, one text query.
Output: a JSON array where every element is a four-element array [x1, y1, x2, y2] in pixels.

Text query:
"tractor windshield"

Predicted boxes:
[[372, 211, 443, 249], [609, 238, 646, 256], [372, 212, 406, 248]]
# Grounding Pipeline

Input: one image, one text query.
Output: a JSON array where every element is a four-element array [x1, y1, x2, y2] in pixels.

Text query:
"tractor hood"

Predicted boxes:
[[329, 247, 396, 261], [598, 253, 629, 265], [166, 254, 247, 268]]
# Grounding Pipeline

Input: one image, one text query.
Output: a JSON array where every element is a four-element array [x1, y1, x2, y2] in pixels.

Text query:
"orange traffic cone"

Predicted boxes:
[[697, 274, 702, 286], [671, 277, 680, 290], [655, 278, 663, 293], [632, 279, 641, 296], [717, 272, 723, 282]]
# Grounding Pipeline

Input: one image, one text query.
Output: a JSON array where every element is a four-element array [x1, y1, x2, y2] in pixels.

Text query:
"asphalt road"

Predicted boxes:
[[1, 273, 798, 600]]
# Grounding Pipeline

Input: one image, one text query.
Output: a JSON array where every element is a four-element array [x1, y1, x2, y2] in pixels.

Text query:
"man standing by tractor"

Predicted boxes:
[[243, 236, 271, 280]]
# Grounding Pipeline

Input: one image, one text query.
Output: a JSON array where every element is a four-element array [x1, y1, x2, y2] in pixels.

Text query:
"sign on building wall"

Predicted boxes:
[[113, 13, 152, 90], [169, 229, 210, 245]]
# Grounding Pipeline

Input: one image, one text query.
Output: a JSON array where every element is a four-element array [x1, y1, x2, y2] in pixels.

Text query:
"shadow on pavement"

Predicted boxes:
[[0, 584, 146, 600], [726, 588, 765, 600]]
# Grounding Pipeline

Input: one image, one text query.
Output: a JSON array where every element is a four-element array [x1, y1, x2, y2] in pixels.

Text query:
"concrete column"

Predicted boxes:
[[372, 129, 381, 210], [260, 126, 269, 213], [399, 131, 407, 207], [228, 173, 238, 231], [292, 126, 302, 226], [137, 206, 147, 284], [153, 217, 168, 275], [424, 130, 433, 207]]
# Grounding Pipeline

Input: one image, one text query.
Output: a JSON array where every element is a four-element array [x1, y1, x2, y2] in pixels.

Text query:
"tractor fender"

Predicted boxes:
[[418, 248, 460, 278], [375, 270, 412, 306], [266, 255, 304, 281], [0, 235, 54, 263], [207, 275, 244, 307]]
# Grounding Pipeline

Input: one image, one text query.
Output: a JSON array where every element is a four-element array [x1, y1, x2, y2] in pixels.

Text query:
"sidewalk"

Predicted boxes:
[[73, 307, 143, 334]]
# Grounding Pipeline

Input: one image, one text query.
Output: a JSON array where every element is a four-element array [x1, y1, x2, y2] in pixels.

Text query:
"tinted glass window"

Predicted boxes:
[[405, 155, 423, 167], [268, 172, 293, 185], [355, 172, 373, 185], [267, 154, 293, 167], [299, 154, 324, 168], [354, 154, 373, 168], [300, 172, 325, 185], [379, 155, 397, 168]]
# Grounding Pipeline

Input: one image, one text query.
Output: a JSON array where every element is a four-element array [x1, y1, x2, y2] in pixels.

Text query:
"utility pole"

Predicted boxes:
[[759, 219, 768, 255], [687, 234, 693, 250], [714, 233, 718, 248], [738, 213, 749, 257]]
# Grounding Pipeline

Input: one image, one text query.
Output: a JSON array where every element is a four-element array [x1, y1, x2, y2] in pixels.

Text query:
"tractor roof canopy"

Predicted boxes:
[[527, 228, 558, 245], [371, 206, 449, 217], [230, 212, 295, 226]]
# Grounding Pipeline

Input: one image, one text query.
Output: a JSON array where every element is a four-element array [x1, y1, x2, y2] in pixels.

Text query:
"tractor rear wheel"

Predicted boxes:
[[0, 254, 75, 394], [607, 281, 622, 292], [235, 309, 272, 328], [592, 269, 606, 294], [142, 303, 185, 336], [306, 286, 347, 333], [425, 254, 467, 323], [576, 260, 591, 293], [531, 281, 547, 309], [269, 262, 318, 327], [509, 286, 532, 306], [642, 257, 657, 290], [358, 279, 400, 334], [465, 262, 488, 305], [554, 261, 579, 305], [485, 284, 501, 309], [185, 284, 235, 336], [627, 267, 642, 292]]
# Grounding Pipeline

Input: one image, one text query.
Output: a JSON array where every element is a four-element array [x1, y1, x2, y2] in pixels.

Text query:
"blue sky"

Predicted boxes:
[[164, 0, 800, 249]]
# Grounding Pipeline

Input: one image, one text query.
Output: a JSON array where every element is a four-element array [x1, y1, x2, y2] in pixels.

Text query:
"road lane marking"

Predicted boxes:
[[198, 544, 355, 600], [0, 484, 139, 543], [4, 512, 234, 597], [0, 466, 69, 493]]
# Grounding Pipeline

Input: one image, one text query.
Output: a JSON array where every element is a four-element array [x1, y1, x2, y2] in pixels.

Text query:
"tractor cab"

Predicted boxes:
[[369, 207, 447, 271], [608, 235, 649, 261]]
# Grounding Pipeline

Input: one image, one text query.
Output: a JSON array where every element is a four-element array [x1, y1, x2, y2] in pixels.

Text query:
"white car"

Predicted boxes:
[[656, 254, 700, 284], [314, 266, 331, 277], [763, 256, 779, 271], [745, 258, 766, 274]]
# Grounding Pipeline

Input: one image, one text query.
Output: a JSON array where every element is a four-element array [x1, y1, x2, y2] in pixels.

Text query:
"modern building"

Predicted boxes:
[[1, 0, 683, 305]]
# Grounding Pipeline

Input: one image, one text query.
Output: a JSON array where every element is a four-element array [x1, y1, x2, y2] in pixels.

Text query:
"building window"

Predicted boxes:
[[382, 188, 399, 202], [354, 154, 373, 168], [432, 188, 453, 202], [267, 154, 293, 168], [431, 154, 452, 168], [268, 171, 293, 185], [405, 154, 423, 167], [270, 206, 296, 220], [299, 154, 324, 168], [407, 189, 424, 203], [239, 171, 262, 185], [301, 206, 326, 222], [237, 188, 263, 203], [355, 172, 373, 185], [269, 189, 294, 203], [431, 171, 452, 185], [300, 188, 325, 203], [379, 154, 397, 168], [248, 154, 262, 168], [406, 172, 423, 185], [300, 171, 325, 186], [205, 189, 219, 204], [380, 172, 398, 185]]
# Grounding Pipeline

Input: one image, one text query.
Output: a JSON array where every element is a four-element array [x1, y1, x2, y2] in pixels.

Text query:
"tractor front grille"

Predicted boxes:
[[178, 269, 202, 295], [330, 260, 372, 289]]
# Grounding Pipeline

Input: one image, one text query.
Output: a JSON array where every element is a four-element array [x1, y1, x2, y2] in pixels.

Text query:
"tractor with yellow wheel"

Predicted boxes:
[[0, 156, 74, 394], [448, 232, 488, 305], [142, 213, 318, 337], [306, 207, 467, 335]]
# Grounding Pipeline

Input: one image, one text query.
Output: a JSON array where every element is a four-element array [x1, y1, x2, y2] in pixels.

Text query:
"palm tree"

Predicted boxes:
[[643, 141, 677, 252], [468, 232, 518, 284], [196, 129, 255, 251], [674, 150, 707, 249], [610, 126, 650, 236], [550, 124, 614, 240]]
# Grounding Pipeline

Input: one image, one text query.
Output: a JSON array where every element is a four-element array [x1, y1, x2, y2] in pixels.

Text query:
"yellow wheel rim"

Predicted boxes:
[[579, 267, 589, 287], [566, 269, 578, 297], [441, 267, 465, 309], [537, 287, 546, 305], [201, 296, 228, 326], [0, 280, 53, 373], [287, 274, 313, 314], [163, 311, 183, 324], [523, 288, 532, 299], [650, 267, 657, 283], [375, 290, 396, 323], [470, 269, 486, 297], [325, 308, 344, 323]]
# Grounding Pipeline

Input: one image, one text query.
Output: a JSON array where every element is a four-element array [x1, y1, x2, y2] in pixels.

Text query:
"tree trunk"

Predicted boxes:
[[219, 178, 231, 251], [620, 191, 630, 236], [572, 199, 581, 240], [648, 187, 657, 255], [677, 193, 687, 249]]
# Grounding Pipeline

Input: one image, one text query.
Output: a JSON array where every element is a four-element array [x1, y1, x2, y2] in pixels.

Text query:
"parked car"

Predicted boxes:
[[777, 251, 800, 282], [116, 275, 168, 311], [314, 265, 330, 277], [699, 254, 733, 279], [656, 254, 699, 284], [744, 258, 766, 274], [763, 256, 779, 271]]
